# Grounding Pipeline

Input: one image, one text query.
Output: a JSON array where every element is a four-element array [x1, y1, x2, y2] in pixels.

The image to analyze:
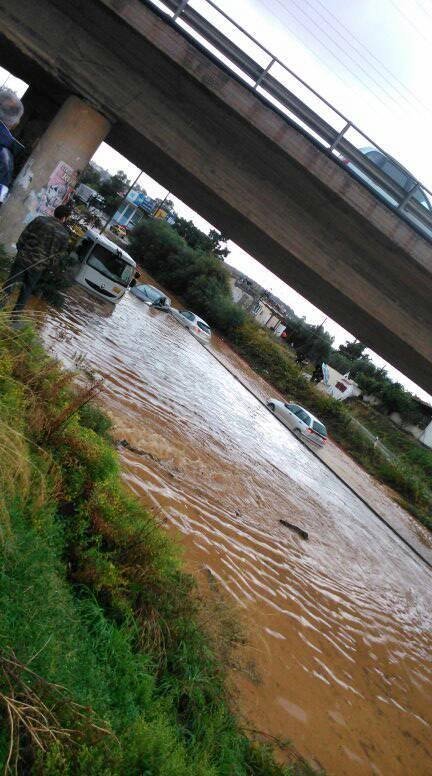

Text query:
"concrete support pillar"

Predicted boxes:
[[13, 86, 63, 175], [0, 95, 111, 249]]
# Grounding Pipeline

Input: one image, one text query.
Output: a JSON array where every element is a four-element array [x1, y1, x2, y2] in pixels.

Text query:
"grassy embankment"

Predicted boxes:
[[349, 400, 432, 480], [0, 318, 315, 775], [129, 219, 432, 531]]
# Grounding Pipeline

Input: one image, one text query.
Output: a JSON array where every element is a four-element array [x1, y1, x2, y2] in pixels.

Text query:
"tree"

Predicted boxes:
[[304, 324, 333, 364], [129, 218, 185, 272], [128, 217, 244, 335], [79, 164, 103, 189], [133, 183, 147, 195], [207, 229, 230, 260], [98, 170, 130, 215], [339, 340, 368, 360], [153, 197, 175, 213], [172, 217, 229, 259], [328, 351, 353, 375], [77, 167, 131, 215], [286, 319, 333, 364]]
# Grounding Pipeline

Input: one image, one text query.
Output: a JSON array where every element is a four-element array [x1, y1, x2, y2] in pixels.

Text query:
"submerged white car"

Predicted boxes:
[[267, 399, 327, 447], [170, 309, 212, 341]]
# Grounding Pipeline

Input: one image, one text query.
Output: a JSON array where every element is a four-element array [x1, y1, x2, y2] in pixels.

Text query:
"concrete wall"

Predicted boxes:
[[362, 394, 381, 407], [230, 282, 244, 304], [389, 412, 424, 441], [386, 413, 432, 449], [420, 421, 432, 449], [0, 0, 432, 390]]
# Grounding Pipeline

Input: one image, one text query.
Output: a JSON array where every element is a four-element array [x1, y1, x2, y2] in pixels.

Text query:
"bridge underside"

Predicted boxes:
[[0, 0, 432, 391]]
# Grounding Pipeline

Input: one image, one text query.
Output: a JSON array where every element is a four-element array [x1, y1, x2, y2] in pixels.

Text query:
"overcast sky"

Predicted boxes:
[[2, 0, 432, 400]]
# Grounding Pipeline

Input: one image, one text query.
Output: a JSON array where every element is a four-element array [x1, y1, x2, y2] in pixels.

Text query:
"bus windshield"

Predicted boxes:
[[87, 244, 134, 287]]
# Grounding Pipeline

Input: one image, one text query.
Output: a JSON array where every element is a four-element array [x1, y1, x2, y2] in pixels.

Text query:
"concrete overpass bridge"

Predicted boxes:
[[0, 0, 432, 392]]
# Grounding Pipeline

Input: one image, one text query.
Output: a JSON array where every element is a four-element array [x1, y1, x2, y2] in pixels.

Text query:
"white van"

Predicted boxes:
[[73, 230, 136, 303]]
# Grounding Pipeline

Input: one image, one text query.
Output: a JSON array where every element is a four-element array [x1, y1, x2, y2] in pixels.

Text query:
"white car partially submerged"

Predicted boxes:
[[131, 283, 171, 309], [267, 399, 327, 447], [170, 309, 212, 341]]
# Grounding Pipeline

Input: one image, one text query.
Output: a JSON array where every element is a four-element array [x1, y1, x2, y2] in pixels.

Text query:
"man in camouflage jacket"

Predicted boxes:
[[1, 205, 70, 313]]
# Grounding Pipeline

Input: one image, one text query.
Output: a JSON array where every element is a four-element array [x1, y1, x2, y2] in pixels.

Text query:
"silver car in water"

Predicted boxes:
[[267, 399, 327, 447], [170, 309, 212, 341]]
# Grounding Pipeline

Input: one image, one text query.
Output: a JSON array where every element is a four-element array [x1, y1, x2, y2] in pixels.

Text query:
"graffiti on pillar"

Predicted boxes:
[[37, 161, 77, 216]]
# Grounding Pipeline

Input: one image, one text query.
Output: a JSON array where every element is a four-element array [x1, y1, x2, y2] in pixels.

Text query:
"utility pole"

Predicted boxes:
[[99, 169, 143, 238], [152, 190, 171, 218]]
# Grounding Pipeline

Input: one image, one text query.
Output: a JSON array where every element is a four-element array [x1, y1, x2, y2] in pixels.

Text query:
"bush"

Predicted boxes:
[[79, 401, 113, 436], [129, 220, 245, 336], [403, 446, 432, 479]]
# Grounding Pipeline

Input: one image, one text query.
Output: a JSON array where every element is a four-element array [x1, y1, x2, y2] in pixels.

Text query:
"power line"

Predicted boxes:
[[273, 0, 419, 114], [415, 0, 432, 20], [388, 0, 432, 45], [260, 0, 409, 122], [303, 0, 432, 117], [267, 0, 426, 119]]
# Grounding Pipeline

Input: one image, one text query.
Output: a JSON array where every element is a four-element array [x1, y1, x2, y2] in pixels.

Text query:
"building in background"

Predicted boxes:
[[318, 364, 362, 401], [228, 266, 292, 335], [75, 182, 104, 207], [389, 398, 432, 448], [113, 190, 176, 229], [251, 296, 286, 334], [113, 190, 155, 229]]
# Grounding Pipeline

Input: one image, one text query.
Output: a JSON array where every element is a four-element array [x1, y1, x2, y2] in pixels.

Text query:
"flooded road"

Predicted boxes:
[[40, 288, 432, 775]]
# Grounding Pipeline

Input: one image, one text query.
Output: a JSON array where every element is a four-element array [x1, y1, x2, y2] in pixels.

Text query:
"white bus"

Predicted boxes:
[[73, 230, 136, 304]]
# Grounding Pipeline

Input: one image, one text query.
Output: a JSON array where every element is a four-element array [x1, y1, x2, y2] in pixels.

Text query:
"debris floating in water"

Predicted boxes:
[[279, 519, 309, 540]]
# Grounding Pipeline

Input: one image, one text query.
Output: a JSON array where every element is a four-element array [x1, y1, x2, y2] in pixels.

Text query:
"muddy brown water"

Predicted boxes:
[[39, 286, 432, 776]]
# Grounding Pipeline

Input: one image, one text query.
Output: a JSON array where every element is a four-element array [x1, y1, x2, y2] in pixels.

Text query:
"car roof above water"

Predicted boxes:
[[84, 229, 136, 267], [286, 401, 326, 427]]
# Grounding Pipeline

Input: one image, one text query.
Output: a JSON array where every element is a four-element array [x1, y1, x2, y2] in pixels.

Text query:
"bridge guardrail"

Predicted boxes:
[[145, 0, 432, 243]]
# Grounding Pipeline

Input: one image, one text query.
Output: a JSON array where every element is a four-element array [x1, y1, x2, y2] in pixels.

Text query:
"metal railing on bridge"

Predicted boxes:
[[145, 0, 432, 244]]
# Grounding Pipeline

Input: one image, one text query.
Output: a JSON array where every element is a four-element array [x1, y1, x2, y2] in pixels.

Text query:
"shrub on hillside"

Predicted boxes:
[[376, 459, 431, 516], [403, 446, 432, 479], [130, 218, 185, 271], [129, 219, 245, 335]]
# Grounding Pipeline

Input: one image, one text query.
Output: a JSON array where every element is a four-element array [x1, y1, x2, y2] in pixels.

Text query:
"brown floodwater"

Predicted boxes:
[[39, 286, 432, 776]]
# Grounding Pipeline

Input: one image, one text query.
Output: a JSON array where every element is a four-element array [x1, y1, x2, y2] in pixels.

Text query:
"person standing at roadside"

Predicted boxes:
[[0, 205, 71, 313], [0, 87, 24, 206]]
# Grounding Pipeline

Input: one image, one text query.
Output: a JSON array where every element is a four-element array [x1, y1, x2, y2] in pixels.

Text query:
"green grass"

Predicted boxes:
[[0, 319, 314, 774], [350, 400, 432, 471]]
